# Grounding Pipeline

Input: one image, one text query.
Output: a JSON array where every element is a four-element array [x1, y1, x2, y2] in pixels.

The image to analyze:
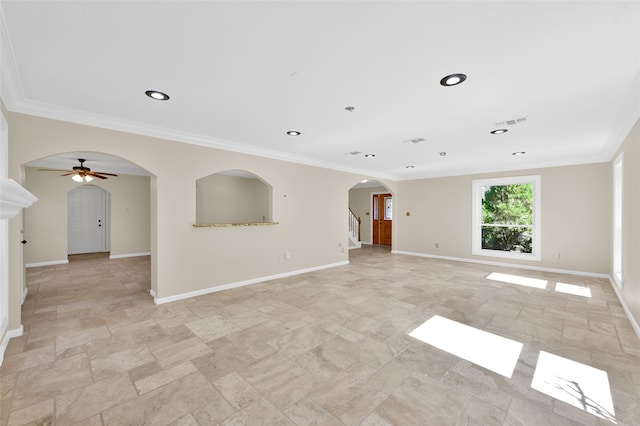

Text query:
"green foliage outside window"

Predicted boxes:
[[481, 184, 533, 253]]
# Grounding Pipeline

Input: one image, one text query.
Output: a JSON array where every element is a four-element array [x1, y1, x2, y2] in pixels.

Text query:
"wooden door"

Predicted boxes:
[[372, 193, 392, 245], [68, 185, 107, 254]]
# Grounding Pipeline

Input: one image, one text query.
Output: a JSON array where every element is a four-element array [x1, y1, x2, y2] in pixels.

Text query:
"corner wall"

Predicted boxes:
[[395, 162, 612, 275]]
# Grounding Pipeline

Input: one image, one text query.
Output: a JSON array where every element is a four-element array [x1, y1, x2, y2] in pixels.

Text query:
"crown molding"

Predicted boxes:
[[7, 97, 398, 181]]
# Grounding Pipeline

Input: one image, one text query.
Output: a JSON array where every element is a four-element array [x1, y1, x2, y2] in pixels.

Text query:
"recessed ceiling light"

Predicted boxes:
[[440, 73, 467, 86], [286, 130, 301, 136], [491, 129, 508, 134], [361, 179, 368, 183], [145, 90, 170, 101], [364, 154, 375, 158], [512, 151, 526, 156], [406, 165, 415, 169]]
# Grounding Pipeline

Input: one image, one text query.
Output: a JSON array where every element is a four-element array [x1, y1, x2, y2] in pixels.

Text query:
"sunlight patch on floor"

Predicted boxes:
[[486, 272, 548, 289], [554, 282, 592, 298], [531, 351, 616, 423], [409, 315, 523, 378]]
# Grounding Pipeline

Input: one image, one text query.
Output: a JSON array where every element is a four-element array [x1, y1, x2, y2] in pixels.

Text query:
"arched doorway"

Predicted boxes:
[[23, 151, 153, 266], [68, 185, 110, 255], [348, 180, 394, 248]]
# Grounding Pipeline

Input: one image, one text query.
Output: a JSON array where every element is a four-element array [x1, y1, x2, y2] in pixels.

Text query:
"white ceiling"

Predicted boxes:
[[2, 1, 639, 180]]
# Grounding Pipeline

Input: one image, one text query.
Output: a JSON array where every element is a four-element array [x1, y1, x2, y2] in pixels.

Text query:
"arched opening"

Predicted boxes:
[[348, 180, 394, 255], [195, 169, 272, 225], [22, 152, 155, 299], [23, 151, 153, 264]]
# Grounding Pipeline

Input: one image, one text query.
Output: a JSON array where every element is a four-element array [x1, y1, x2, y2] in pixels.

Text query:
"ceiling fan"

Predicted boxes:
[[39, 158, 118, 182]]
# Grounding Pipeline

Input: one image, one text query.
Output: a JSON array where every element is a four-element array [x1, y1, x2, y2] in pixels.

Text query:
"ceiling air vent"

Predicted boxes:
[[404, 137, 425, 144], [347, 151, 362, 155], [495, 116, 528, 127]]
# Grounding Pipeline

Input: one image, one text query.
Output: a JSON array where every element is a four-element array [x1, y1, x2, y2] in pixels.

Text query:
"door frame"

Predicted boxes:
[[370, 191, 393, 246]]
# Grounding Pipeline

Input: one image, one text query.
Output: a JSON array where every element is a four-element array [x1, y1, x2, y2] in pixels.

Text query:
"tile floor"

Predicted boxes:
[[1, 246, 639, 425]]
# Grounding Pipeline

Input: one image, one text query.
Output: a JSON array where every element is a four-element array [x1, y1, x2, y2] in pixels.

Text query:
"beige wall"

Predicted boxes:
[[23, 167, 150, 264], [395, 163, 612, 274], [196, 173, 270, 224], [348, 185, 389, 243], [613, 118, 640, 330], [7, 111, 372, 304]]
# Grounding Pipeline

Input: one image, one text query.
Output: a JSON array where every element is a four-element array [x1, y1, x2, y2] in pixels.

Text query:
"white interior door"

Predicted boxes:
[[68, 185, 108, 254]]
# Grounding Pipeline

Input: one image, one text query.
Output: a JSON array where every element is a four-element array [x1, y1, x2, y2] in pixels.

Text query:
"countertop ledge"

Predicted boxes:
[[193, 222, 279, 228]]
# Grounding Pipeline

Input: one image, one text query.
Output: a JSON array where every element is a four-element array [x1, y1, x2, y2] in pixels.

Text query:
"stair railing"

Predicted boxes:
[[348, 208, 361, 241]]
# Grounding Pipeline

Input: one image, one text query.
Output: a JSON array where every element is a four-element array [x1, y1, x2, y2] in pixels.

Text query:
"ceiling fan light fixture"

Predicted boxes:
[[72, 174, 83, 183], [84, 175, 93, 182], [145, 90, 170, 101], [440, 73, 467, 86]]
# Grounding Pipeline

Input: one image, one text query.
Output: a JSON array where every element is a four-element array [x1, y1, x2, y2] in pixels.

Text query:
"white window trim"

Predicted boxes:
[[472, 175, 541, 261], [613, 152, 624, 289]]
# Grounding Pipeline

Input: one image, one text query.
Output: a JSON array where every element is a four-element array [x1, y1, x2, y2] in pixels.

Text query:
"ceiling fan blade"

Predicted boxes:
[[38, 168, 74, 173], [90, 171, 118, 177], [59, 172, 76, 176], [89, 174, 108, 179]]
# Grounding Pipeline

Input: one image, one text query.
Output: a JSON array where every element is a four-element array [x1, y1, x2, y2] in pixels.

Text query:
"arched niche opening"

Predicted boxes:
[[195, 169, 273, 225]]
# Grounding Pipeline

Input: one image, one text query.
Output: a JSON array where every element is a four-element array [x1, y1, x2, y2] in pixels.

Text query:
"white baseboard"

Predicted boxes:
[[0, 325, 24, 367], [22, 286, 27, 304], [154, 260, 349, 305], [109, 252, 151, 259], [149, 289, 156, 298], [391, 250, 609, 279], [608, 276, 640, 339], [26, 259, 68, 268]]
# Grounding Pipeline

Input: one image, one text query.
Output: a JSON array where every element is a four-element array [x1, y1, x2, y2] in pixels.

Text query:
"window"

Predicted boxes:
[[472, 175, 541, 261], [613, 153, 623, 288], [384, 196, 392, 220]]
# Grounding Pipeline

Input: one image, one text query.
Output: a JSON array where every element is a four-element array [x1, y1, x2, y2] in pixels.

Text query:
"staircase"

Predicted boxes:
[[348, 208, 361, 249]]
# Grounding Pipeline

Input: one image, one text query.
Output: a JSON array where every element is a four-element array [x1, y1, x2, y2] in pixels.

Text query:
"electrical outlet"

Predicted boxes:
[[555, 252, 560, 260], [285, 251, 291, 259]]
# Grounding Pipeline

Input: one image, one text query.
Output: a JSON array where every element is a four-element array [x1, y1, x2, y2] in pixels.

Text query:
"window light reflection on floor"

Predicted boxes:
[[486, 272, 548, 289], [555, 282, 592, 298], [531, 351, 616, 423], [409, 315, 523, 378]]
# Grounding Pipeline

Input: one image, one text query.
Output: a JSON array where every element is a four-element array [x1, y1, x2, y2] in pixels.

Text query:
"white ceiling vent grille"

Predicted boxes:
[[347, 151, 362, 155], [404, 137, 426, 144], [495, 116, 528, 127]]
